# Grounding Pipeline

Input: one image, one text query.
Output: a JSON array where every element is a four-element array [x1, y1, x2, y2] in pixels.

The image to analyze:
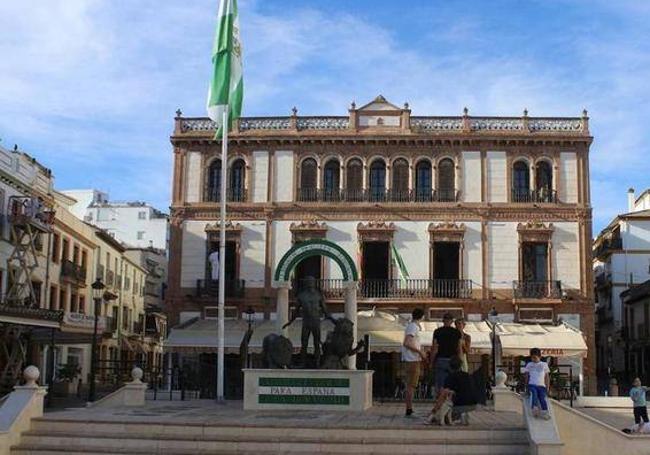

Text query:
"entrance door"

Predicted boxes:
[[432, 242, 460, 297], [362, 241, 389, 297]]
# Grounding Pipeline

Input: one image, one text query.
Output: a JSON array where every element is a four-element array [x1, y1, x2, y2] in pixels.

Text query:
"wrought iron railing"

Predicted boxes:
[[204, 187, 248, 203], [511, 188, 558, 203], [61, 260, 87, 285], [291, 278, 472, 299], [296, 188, 460, 203], [196, 279, 246, 298], [513, 280, 562, 299]]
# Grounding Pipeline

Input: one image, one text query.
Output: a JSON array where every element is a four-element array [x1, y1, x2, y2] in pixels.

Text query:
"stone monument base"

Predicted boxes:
[[243, 369, 373, 411]]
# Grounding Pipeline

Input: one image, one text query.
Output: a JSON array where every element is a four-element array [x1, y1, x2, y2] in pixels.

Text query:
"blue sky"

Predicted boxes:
[[1, 0, 649, 232]]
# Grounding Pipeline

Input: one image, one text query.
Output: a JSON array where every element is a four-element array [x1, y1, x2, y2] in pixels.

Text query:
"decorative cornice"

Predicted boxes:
[[357, 221, 396, 232], [289, 220, 328, 232], [204, 221, 242, 233], [517, 221, 554, 232], [428, 222, 466, 233], [517, 221, 554, 241]]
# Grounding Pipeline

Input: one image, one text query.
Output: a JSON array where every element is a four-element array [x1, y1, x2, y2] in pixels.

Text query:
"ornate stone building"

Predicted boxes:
[[167, 96, 595, 391]]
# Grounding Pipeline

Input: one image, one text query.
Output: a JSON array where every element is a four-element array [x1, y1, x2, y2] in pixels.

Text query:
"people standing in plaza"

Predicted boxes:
[[431, 313, 462, 394], [401, 308, 427, 417], [455, 318, 471, 373], [524, 347, 551, 420], [629, 377, 649, 429]]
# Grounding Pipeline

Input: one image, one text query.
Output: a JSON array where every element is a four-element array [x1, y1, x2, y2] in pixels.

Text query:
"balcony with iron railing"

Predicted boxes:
[[513, 280, 562, 299], [203, 187, 248, 203], [511, 188, 558, 203], [296, 188, 460, 203], [594, 237, 623, 259], [196, 279, 246, 298], [291, 278, 472, 300], [60, 260, 87, 286]]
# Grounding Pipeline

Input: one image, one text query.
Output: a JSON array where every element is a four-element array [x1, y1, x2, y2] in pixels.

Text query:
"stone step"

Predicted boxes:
[[20, 429, 529, 445], [12, 441, 530, 455], [30, 418, 526, 442]]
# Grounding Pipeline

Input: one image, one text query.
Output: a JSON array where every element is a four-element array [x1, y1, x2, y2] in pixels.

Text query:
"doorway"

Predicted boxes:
[[432, 242, 460, 297], [362, 241, 390, 297]]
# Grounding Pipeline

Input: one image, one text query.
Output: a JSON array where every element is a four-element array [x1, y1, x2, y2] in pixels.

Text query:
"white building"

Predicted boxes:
[[594, 188, 650, 387], [62, 189, 168, 251], [167, 96, 597, 393]]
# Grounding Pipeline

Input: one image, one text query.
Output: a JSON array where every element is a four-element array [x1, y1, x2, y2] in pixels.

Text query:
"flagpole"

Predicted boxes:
[[217, 105, 228, 401]]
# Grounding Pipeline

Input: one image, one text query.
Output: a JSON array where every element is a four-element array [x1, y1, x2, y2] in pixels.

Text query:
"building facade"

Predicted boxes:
[[167, 97, 596, 391], [594, 188, 650, 390], [62, 189, 168, 251]]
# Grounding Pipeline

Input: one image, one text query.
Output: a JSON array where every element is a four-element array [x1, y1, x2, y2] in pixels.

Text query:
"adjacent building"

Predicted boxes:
[[62, 189, 168, 251], [167, 96, 596, 392], [594, 188, 650, 389], [0, 145, 164, 394]]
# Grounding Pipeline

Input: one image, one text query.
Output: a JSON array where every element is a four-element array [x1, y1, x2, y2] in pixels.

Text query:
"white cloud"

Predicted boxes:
[[0, 1, 648, 229]]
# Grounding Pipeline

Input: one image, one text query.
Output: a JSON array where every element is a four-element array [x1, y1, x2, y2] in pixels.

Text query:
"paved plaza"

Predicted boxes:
[[44, 400, 524, 430]]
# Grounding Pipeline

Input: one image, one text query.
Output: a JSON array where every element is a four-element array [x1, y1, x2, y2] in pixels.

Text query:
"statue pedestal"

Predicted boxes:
[[243, 369, 373, 412]]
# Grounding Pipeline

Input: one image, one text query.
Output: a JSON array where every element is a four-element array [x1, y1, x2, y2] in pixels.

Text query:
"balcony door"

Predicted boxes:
[[433, 242, 460, 280], [361, 241, 390, 297], [432, 242, 461, 298], [206, 240, 237, 283], [521, 242, 548, 282]]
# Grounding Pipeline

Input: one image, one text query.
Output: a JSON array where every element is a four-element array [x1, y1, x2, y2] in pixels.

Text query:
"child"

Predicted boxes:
[[629, 377, 649, 429], [523, 347, 551, 420]]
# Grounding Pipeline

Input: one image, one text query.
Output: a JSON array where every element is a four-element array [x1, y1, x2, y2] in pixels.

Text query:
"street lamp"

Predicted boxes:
[[88, 277, 105, 402], [488, 307, 499, 384]]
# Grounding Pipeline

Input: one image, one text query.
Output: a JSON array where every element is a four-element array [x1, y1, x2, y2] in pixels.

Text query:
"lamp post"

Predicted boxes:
[[488, 307, 499, 384], [88, 277, 105, 402], [244, 306, 255, 368]]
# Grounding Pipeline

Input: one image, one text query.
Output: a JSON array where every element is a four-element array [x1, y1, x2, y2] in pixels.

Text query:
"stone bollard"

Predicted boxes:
[[130, 367, 143, 384], [493, 370, 522, 413], [495, 370, 508, 388], [22, 365, 40, 388]]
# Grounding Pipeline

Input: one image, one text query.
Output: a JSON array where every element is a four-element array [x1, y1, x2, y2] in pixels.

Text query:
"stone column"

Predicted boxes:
[[275, 282, 291, 337], [344, 281, 358, 370]]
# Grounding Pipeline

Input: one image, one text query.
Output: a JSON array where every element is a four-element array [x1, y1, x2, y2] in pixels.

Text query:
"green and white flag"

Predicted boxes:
[[207, 0, 243, 133], [391, 244, 410, 284]]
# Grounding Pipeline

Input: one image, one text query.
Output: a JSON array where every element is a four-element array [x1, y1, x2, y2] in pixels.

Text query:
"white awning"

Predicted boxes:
[[496, 322, 588, 358], [164, 310, 494, 355]]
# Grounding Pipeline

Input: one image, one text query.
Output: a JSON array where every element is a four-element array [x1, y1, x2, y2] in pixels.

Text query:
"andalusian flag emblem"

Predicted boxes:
[[392, 244, 410, 284], [207, 0, 243, 133]]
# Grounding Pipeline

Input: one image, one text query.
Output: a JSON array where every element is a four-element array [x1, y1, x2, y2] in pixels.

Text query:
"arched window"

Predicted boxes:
[[437, 158, 455, 201], [369, 159, 386, 202], [322, 159, 340, 201], [205, 159, 222, 202], [415, 160, 432, 202], [229, 159, 246, 202], [345, 158, 363, 201], [299, 158, 318, 201], [535, 161, 554, 202], [512, 161, 530, 202], [391, 158, 409, 202]]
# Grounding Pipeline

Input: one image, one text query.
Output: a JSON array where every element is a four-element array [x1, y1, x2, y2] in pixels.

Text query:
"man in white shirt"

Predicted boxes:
[[402, 308, 427, 417]]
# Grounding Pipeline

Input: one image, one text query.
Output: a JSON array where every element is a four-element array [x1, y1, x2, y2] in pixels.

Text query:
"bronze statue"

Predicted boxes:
[[261, 333, 293, 369], [321, 318, 365, 369], [283, 276, 334, 367]]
